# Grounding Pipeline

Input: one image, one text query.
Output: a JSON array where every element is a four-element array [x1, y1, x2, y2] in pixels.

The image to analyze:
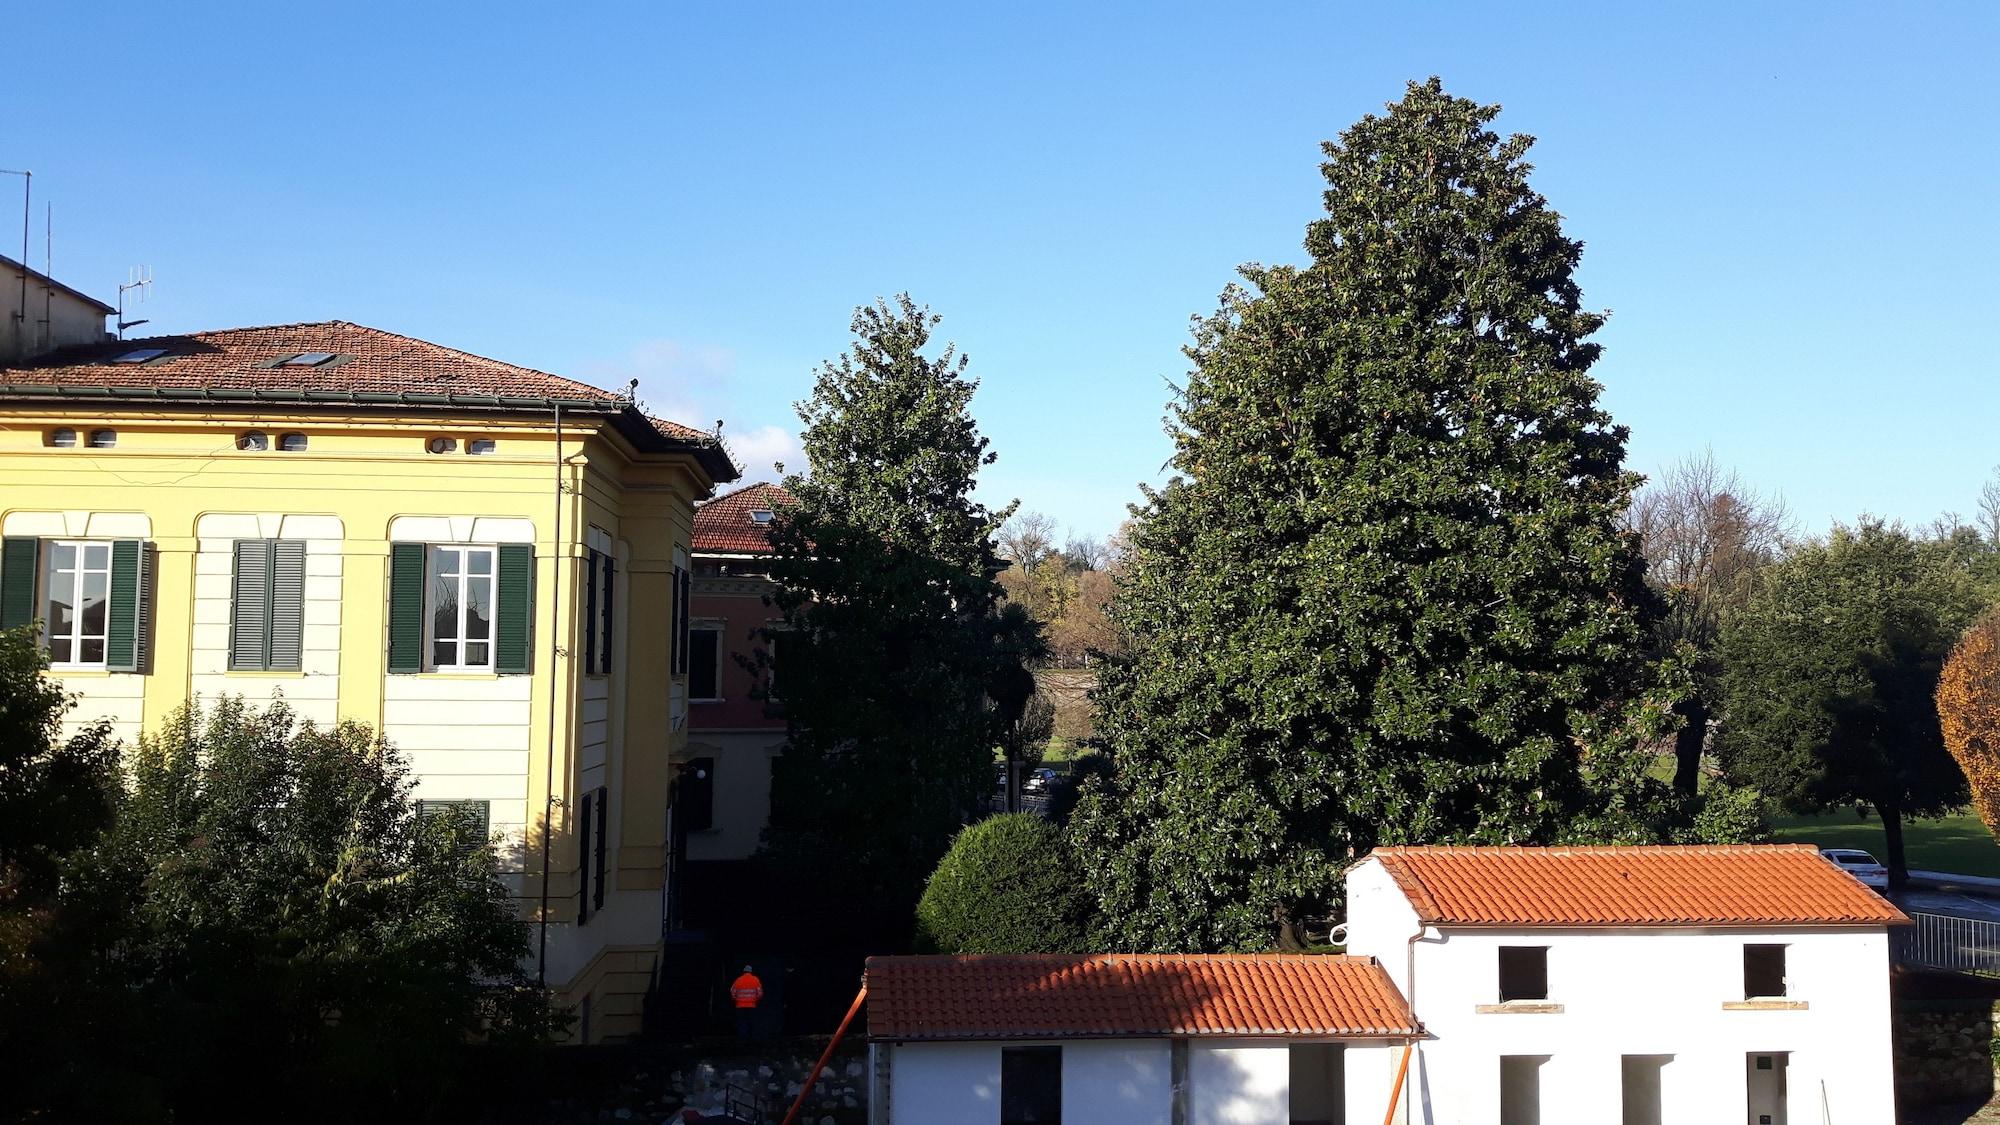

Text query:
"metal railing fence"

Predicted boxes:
[[1895, 911, 2000, 975]]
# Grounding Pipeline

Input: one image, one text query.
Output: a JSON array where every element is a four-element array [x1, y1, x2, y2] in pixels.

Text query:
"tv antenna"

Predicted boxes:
[[117, 266, 151, 338]]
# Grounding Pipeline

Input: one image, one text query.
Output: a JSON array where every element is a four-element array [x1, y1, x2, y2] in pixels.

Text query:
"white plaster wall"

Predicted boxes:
[[190, 513, 344, 727], [1344, 1042, 1411, 1125], [887, 1043, 1000, 1125], [385, 673, 531, 870], [1189, 1042, 1289, 1125], [1063, 1040, 1174, 1123], [1343, 863, 1897, 1125], [6, 510, 153, 744], [683, 730, 784, 861]]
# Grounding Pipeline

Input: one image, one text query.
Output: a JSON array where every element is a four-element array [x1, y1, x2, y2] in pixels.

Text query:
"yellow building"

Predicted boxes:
[[0, 321, 738, 1042]]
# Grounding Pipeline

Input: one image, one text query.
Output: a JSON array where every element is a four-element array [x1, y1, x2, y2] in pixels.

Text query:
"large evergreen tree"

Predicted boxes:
[[760, 295, 1039, 948], [1071, 80, 1664, 952]]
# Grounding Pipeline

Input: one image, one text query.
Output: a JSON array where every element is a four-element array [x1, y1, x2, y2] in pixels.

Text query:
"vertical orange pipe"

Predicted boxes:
[[1381, 1043, 1413, 1125], [781, 984, 868, 1125]]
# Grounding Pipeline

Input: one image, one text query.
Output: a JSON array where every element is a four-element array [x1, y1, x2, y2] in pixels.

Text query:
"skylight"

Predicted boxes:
[[749, 509, 775, 525], [282, 352, 337, 367], [112, 348, 166, 364]]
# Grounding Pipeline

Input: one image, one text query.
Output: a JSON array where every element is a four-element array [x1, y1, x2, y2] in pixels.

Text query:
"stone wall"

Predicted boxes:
[[535, 1041, 867, 1124], [1895, 1001, 1998, 1108]]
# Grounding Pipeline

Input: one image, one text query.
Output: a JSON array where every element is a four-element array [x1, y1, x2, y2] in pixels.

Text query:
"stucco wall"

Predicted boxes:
[[0, 409, 716, 1041], [1189, 1043, 1289, 1125], [1065, 1040, 1175, 1123], [1343, 859, 1899, 1124]]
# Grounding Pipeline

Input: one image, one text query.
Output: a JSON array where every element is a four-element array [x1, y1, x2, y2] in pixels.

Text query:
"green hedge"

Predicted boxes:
[[914, 813, 1094, 953]]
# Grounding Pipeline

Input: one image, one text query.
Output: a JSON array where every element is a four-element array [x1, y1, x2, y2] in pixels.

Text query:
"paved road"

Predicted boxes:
[[1898, 886, 2000, 923]]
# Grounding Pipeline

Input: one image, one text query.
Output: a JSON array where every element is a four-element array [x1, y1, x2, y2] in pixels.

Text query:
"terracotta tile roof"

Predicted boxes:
[[864, 954, 1420, 1040], [0, 320, 624, 400], [693, 481, 796, 555], [0, 320, 738, 482], [1364, 845, 1910, 928]]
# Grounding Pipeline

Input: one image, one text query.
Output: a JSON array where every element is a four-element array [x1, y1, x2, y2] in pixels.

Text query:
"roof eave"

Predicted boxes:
[[0, 383, 629, 413]]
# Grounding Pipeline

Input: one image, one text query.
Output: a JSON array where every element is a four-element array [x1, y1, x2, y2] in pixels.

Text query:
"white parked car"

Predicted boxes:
[[1821, 848, 1890, 890]]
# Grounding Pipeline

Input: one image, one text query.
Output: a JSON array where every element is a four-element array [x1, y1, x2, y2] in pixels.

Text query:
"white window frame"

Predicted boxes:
[[43, 539, 113, 669], [688, 622, 725, 702], [427, 544, 498, 672]]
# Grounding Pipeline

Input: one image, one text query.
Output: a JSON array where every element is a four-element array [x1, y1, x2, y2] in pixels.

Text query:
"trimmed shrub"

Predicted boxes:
[[914, 813, 1093, 954]]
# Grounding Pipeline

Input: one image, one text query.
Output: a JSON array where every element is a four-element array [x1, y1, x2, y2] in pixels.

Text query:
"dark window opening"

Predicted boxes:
[[679, 758, 714, 833], [689, 627, 720, 700], [1501, 1055, 1546, 1125], [1289, 1043, 1344, 1125], [1744, 944, 1787, 998], [278, 432, 308, 451], [1001, 1045, 1061, 1125], [1499, 946, 1548, 1002]]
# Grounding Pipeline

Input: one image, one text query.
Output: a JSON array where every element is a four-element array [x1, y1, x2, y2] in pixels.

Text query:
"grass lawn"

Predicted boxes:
[[1769, 808, 2000, 877]]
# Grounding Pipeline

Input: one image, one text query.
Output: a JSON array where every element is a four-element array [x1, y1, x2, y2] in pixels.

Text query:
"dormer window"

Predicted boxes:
[[278, 432, 308, 452], [281, 352, 337, 367], [467, 439, 497, 455], [112, 347, 165, 364], [88, 429, 118, 449], [48, 428, 77, 448], [237, 431, 269, 451], [427, 437, 456, 455], [749, 509, 775, 525]]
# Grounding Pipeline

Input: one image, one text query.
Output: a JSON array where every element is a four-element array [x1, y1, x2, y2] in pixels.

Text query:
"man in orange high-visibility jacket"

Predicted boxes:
[[730, 965, 764, 1041]]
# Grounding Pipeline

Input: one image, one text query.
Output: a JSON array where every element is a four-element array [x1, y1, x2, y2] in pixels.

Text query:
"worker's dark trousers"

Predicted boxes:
[[735, 1008, 757, 1041]]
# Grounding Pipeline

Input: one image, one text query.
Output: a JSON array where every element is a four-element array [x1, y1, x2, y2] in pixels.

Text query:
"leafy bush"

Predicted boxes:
[[3, 696, 555, 1122], [914, 813, 1094, 954]]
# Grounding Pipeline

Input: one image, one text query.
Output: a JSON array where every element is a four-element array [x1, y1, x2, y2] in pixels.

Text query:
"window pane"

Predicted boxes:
[[49, 637, 72, 663], [80, 587, 108, 638], [84, 543, 109, 569], [468, 550, 492, 576], [433, 639, 455, 666], [80, 639, 104, 663], [47, 570, 75, 630], [81, 571, 108, 622], [689, 630, 720, 698], [466, 642, 489, 666], [465, 575, 491, 640], [51, 542, 75, 570]]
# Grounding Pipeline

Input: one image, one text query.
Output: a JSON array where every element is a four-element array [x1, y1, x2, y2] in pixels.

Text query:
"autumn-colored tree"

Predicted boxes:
[[1939, 606, 2000, 838]]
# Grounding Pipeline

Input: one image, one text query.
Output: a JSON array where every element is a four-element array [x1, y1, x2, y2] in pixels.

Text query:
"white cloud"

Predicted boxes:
[[580, 338, 803, 481], [724, 424, 802, 482], [580, 338, 737, 432]]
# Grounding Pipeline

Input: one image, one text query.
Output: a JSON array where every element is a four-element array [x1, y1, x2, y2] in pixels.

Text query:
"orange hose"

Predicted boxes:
[[1381, 1043, 1413, 1125], [780, 984, 868, 1125]]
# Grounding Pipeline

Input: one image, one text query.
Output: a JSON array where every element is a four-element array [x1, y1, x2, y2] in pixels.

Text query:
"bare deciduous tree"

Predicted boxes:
[[998, 510, 1059, 572], [1626, 449, 1793, 793], [1979, 466, 2000, 547]]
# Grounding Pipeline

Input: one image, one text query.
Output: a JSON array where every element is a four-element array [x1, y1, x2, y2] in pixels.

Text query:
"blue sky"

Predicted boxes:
[[11, 2, 1998, 540]]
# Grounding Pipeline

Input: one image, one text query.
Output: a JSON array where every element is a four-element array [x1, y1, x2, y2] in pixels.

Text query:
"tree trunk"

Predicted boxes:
[[1879, 801, 1908, 887], [1672, 693, 1708, 796]]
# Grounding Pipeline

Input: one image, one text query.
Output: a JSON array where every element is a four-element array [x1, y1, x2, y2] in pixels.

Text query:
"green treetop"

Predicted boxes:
[[760, 296, 1041, 949], [1071, 79, 1666, 952]]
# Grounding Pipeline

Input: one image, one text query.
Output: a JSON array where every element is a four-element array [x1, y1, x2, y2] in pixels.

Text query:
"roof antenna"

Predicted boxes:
[[117, 266, 151, 338]]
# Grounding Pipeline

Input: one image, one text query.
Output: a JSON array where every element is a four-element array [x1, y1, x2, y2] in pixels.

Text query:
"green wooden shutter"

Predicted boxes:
[[388, 542, 426, 674], [577, 789, 594, 924], [0, 537, 37, 631], [106, 539, 144, 673], [418, 799, 492, 856], [583, 548, 598, 672], [592, 785, 608, 910], [601, 556, 615, 675], [495, 544, 533, 675], [230, 540, 272, 670], [268, 540, 306, 672]]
